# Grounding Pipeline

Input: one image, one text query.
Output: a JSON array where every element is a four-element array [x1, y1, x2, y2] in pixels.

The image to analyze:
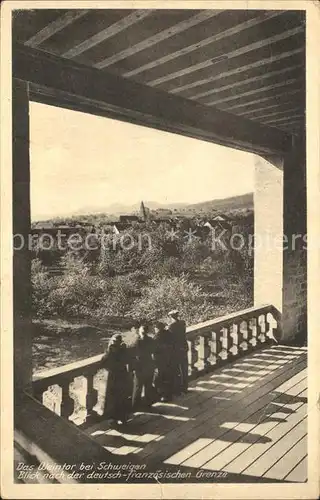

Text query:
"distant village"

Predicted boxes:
[[31, 201, 235, 238], [30, 201, 254, 274]]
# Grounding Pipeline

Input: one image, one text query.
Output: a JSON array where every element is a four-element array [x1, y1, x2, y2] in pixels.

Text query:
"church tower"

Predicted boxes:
[[140, 201, 148, 222]]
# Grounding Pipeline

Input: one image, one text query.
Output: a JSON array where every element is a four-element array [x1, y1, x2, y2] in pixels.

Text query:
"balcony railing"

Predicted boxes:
[[32, 304, 280, 427]]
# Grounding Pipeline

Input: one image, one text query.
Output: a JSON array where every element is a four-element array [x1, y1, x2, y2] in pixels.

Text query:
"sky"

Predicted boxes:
[[30, 102, 254, 221]]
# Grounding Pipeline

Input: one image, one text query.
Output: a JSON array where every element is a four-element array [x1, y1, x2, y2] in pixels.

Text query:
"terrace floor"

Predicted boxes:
[[85, 345, 307, 483]]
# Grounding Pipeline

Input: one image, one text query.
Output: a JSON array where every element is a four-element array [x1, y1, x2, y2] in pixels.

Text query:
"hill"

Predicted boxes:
[[187, 193, 253, 213], [100, 194, 253, 215], [32, 193, 253, 224]]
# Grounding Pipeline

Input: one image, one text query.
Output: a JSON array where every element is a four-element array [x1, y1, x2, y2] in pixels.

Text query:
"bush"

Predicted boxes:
[[31, 255, 138, 319], [31, 259, 52, 317], [131, 275, 215, 325]]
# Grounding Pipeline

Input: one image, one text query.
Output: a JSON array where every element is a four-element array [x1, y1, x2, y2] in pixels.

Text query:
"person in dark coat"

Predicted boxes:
[[131, 321, 156, 410], [100, 334, 132, 425], [167, 310, 189, 394], [153, 321, 175, 402]]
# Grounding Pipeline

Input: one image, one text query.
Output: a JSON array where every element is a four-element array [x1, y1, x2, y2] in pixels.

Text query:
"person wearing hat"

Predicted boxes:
[[167, 310, 189, 394], [131, 321, 156, 410], [153, 321, 175, 402], [100, 334, 132, 426]]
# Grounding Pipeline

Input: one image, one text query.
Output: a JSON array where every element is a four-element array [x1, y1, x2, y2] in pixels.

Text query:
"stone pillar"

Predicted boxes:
[[254, 155, 283, 313], [13, 78, 33, 392], [282, 134, 307, 345]]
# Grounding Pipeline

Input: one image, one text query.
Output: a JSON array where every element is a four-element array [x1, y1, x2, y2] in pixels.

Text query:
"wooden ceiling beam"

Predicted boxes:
[[13, 44, 292, 156], [192, 64, 302, 100], [206, 77, 302, 106], [125, 11, 281, 79], [63, 10, 151, 59], [171, 47, 304, 95], [25, 10, 89, 48], [94, 11, 220, 69], [148, 25, 303, 87]]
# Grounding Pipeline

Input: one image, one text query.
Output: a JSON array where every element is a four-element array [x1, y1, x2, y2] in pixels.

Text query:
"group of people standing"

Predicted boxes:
[[100, 310, 189, 426]]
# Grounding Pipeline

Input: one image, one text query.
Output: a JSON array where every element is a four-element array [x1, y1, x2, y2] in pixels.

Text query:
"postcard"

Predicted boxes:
[[1, 1, 319, 498]]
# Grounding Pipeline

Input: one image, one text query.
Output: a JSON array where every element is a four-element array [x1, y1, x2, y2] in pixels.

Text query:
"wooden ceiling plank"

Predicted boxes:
[[171, 47, 304, 94], [249, 107, 302, 121], [25, 10, 89, 48], [124, 11, 281, 79], [13, 43, 292, 156], [279, 121, 303, 128], [206, 78, 302, 106], [277, 125, 303, 133], [93, 11, 220, 69], [148, 25, 303, 87], [235, 100, 303, 117], [270, 120, 304, 131], [62, 10, 151, 58], [262, 114, 304, 125], [222, 89, 302, 112], [191, 64, 303, 100]]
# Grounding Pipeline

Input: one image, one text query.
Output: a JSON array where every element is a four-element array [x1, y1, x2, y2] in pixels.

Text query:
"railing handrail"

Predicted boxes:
[[33, 353, 104, 382], [186, 303, 279, 337], [33, 304, 279, 385]]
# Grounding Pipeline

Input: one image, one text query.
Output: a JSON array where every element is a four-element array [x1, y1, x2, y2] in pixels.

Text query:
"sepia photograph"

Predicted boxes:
[[1, 1, 319, 499]]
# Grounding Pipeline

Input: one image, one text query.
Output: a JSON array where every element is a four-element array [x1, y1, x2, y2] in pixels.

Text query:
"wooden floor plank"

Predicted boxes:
[[203, 388, 307, 471], [284, 456, 308, 482], [202, 383, 307, 471], [263, 435, 307, 480], [166, 373, 307, 468], [88, 352, 306, 457], [85, 345, 307, 479], [94, 349, 304, 450], [134, 346, 304, 431], [129, 352, 285, 431], [243, 416, 307, 476], [86, 347, 305, 437], [140, 357, 307, 461], [190, 382, 307, 470], [224, 403, 307, 474], [112, 446, 143, 455]]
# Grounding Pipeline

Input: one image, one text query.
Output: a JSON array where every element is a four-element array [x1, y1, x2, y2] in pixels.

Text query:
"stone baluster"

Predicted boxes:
[[217, 329, 224, 363], [266, 312, 279, 342], [60, 379, 75, 420], [86, 370, 97, 418], [42, 384, 62, 416], [230, 322, 239, 357], [258, 313, 267, 343], [255, 314, 263, 345], [211, 331, 220, 367], [68, 376, 88, 425], [92, 369, 108, 416], [248, 317, 257, 348], [198, 334, 211, 372], [238, 320, 249, 352], [187, 339, 198, 378], [220, 326, 230, 361]]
